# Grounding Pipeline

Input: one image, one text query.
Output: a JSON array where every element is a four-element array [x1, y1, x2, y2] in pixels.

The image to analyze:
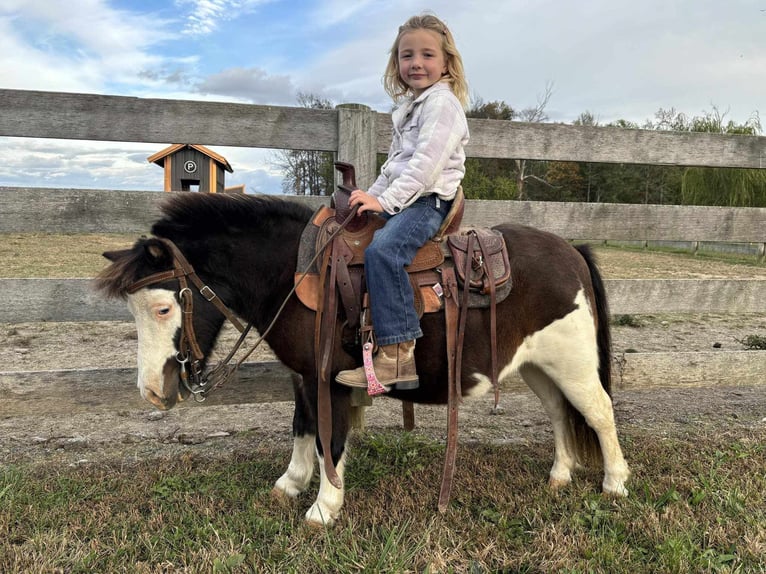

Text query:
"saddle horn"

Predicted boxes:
[[332, 161, 368, 232]]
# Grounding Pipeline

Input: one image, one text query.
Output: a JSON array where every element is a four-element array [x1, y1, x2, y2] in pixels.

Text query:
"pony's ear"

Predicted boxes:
[[143, 238, 172, 265], [102, 249, 132, 262]]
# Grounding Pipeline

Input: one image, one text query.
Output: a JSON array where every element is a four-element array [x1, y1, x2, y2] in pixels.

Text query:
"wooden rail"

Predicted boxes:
[[0, 88, 764, 410]]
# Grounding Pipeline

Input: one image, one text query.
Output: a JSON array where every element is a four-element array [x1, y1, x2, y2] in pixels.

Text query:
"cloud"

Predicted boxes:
[[195, 67, 296, 104], [304, 0, 376, 29], [0, 138, 285, 194], [0, 0, 177, 93], [177, 0, 272, 36]]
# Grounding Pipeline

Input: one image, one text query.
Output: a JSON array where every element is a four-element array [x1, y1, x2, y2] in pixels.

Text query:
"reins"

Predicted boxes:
[[126, 204, 361, 402]]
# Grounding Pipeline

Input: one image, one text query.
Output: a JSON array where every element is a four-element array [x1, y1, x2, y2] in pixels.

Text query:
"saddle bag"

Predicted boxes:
[[447, 229, 510, 295]]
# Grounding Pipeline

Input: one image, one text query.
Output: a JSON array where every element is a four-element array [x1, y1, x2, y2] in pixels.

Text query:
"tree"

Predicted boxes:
[[463, 84, 556, 201], [274, 93, 336, 196], [463, 97, 518, 199], [675, 107, 766, 207], [545, 162, 585, 201], [514, 82, 555, 200]]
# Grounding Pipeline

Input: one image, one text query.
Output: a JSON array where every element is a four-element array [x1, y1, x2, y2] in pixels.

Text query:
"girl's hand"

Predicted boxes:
[[349, 189, 383, 214]]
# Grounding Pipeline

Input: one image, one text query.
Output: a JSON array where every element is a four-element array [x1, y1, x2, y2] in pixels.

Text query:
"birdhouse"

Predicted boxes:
[[147, 144, 233, 192]]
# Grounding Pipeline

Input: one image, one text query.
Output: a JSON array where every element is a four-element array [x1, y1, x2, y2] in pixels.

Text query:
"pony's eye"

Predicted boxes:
[[157, 307, 171, 316]]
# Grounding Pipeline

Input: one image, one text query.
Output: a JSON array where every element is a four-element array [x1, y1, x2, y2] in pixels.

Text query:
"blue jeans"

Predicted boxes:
[[365, 194, 452, 346]]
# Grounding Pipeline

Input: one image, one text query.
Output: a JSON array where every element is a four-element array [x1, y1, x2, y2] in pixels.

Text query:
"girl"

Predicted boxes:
[[336, 14, 469, 392]]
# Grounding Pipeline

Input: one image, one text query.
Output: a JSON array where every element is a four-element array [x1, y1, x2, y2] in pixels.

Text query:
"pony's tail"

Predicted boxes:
[[576, 243, 612, 396], [564, 244, 613, 466]]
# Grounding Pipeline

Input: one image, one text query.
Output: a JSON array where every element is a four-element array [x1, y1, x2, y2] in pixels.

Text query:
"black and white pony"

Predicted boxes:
[[95, 193, 629, 525]]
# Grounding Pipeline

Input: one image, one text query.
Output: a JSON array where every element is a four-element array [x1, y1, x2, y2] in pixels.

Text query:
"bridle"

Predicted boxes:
[[126, 237, 250, 401], [124, 207, 360, 402]]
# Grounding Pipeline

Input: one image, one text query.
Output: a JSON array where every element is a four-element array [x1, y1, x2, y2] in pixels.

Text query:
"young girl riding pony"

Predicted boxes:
[[336, 14, 469, 392]]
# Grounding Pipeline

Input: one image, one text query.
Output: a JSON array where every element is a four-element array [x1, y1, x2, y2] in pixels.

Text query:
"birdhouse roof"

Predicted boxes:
[[147, 144, 233, 172]]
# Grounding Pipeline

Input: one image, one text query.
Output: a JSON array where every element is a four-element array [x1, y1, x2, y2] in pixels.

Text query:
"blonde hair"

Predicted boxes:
[[382, 14, 469, 109]]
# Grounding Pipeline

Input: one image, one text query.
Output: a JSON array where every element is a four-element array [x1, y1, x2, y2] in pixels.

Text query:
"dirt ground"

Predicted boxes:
[[1, 247, 765, 468]]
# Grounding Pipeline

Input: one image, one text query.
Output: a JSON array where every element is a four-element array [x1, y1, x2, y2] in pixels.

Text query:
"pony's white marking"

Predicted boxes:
[[273, 435, 346, 525], [306, 452, 346, 526], [273, 435, 316, 497], [472, 288, 629, 495], [127, 288, 181, 406]]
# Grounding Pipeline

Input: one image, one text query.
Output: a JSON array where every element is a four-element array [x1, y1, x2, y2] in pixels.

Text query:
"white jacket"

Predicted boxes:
[[368, 81, 469, 214]]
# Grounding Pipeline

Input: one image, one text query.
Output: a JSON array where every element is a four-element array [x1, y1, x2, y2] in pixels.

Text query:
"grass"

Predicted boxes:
[[612, 314, 644, 328], [0, 233, 137, 277], [599, 241, 766, 268], [2, 429, 765, 573], [736, 335, 766, 351], [1, 233, 765, 279]]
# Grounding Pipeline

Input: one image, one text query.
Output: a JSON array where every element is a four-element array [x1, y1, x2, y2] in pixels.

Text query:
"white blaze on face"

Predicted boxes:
[[127, 288, 181, 404]]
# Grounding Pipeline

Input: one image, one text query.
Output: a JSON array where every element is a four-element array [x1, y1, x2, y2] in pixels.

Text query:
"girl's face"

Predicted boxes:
[[397, 28, 447, 98]]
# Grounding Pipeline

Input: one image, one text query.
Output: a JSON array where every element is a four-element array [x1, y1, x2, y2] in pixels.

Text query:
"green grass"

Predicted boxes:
[[599, 241, 765, 268], [2, 429, 765, 573], [737, 335, 766, 351]]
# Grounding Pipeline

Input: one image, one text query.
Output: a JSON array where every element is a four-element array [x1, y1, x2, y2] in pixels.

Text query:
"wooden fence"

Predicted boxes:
[[1, 88, 765, 416]]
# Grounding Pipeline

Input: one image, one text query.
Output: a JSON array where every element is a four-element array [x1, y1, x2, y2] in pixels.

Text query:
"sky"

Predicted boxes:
[[0, 0, 764, 194]]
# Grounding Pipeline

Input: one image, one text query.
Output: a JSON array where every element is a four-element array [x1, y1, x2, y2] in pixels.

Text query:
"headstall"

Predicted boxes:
[[126, 238, 248, 401]]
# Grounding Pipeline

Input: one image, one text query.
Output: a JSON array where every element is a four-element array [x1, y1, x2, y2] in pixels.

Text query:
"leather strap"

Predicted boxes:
[[315, 239, 342, 489], [477, 235, 501, 409], [128, 238, 245, 333], [437, 231, 504, 511], [311, 204, 365, 491], [438, 265, 461, 513]]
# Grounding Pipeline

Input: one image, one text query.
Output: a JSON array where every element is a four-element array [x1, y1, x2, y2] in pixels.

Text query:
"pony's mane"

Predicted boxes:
[[95, 194, 315, 299], [152, 193, 314, 239]]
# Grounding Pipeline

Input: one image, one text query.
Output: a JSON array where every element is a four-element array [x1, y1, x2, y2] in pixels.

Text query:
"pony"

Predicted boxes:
[[95, 192, 629, 526]]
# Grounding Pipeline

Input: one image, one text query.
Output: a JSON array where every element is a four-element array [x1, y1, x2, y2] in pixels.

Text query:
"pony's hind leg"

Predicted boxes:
[[549, 366, 630, 496], [569, 382, 630, 496], [519, 364, 579, 489], [516, 296, 629, 496]]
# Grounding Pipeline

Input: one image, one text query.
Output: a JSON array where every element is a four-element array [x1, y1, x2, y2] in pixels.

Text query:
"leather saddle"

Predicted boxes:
[[295, 163, 512, 321]]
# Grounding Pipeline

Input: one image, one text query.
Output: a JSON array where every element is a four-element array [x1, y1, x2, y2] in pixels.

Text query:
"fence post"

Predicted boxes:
[[335, 103, 377, 189]]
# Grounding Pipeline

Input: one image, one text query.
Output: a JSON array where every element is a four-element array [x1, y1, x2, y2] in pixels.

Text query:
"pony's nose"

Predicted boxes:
[[143, 388, 178, 411]]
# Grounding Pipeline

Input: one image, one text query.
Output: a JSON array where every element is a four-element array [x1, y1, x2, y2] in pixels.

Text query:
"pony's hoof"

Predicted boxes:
[[548, 477, 571, 491], [603, 486, 629, 498], [305, 503, 337, 527], [603, 468, 630, 497], [272, 476, 304, 498], [271, 486, 300, 500], [602, 481, 629, 497]]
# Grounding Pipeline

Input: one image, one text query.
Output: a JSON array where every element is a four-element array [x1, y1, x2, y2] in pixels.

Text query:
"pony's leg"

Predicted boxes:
[[273, 376, 317, 498], [306, 451, 346, 526], [519, 364, 578, 489], [515, 295, 629, 496], [549, 367, 630, 496], [273, 434, 316, 498], [561, 375, 630, 496]]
